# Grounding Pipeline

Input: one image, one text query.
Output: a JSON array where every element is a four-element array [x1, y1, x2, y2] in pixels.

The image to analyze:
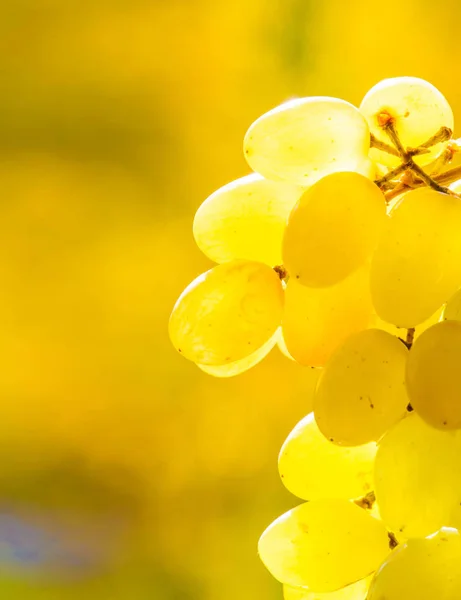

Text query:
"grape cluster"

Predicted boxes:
[[169, 76, 461, 599]]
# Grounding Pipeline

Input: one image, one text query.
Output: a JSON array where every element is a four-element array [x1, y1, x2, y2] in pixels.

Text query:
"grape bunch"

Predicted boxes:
[[169, 76, 461, 599]]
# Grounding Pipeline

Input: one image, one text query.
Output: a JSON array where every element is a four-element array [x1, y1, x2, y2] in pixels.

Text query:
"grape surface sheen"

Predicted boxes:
[[169, 260, 284, 365], [258, 499, 389, 592], [371, 187, 461, 327], [282, 172, 386, 287], [284, 576, 372, 600], [406, 320, 461, 429], [244, 97, 370, 185], [314, 329, 409, 446], [282, 267, 374, 367], [374, 412, 461, 538], [368, 528, 461, 600], [360, 76, 454, 167], [278, 413, 376, 500], [193, 173, 303, 266]]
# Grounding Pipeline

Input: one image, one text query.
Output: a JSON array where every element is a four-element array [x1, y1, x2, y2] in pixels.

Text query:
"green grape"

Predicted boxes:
[[360, 76, 454, 167], [284, 576, 372, 600], [443, 287, 461, 321], [197, 328, 278, 377], [193, 173, 303, 266], [258, 499, 389, 592], [370, 187, 461, 327], [282, 172, 387, 287], [406, 320, 461, 429], [374, 412, 461, 538], [243, 97, 370, 186], [169, 260, 284, 365], [278, 412, 376, 500], [367, 528, 461, 600], [314, 329, 409, 446], [282, 266, 374, 367]]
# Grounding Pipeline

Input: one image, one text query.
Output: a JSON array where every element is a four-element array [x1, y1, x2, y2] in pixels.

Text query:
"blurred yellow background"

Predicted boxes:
[[0, 0, 459, 598]]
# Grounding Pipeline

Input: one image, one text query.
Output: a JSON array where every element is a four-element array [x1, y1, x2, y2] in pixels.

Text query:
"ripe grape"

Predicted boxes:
[[243, 97, 370, 186], [278, 412, 376, 500], [370, 187, 461, 327], [374, 412, 461, 538], [406, 320, 461, 429], [368, 528, 461, 600], [282, 266, 374, 367], [282, 172, 387, 287], [283, 576, 372, 600], [258, 499, 389, 592], [193, 174, 303, 266], [360, 76, 454, 167], [169, 260, 284, 365], [197, 328, 279, 377], [314, 329, 409, 446]]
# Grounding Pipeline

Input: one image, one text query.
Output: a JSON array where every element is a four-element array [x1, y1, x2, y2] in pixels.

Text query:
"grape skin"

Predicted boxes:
[[282, 172, 387, 287], [244, 97, 371, 186], [283, 576, 372, 600], [169, 260, 284, 365]]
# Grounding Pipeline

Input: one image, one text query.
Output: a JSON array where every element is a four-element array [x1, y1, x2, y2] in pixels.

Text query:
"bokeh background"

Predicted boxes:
[[0, 0, 460, 598]]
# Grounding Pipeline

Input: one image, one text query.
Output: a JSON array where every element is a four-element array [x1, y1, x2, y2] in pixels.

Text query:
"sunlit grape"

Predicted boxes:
[[278, 413, 376, 500], [374, 412, 461, 538], [193, 174, 303, 266], [443, 287, 461, 321], [370, 187, 461, 327], [314, 329, 409, 446], [282, 172, 386, 287], [197, 328, 278, 377], [360, 76, 454, 167], [244, 97, 370, 186], [406, 320, 461, 429], [169, 260, 284, 365], [368, 528, 461, 600], [282, 266, 374, 367], [258, 499, 389, 592]]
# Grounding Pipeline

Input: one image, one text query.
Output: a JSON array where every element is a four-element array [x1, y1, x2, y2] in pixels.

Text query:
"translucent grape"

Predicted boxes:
[[406, 320, 461, 429], [374, 412, 461, 538], [360, 76, 454, 167], [282, 172, 386, 287], [277, 328, 296, 361], [371, 306, 443, 341], [368, 528, 461, 600], [197, 328, 278, 377], [443, 287, 461, 321], [282, 266, 374, 367], [243, 97, 370, 186], [193, 174, 303, 266], [370, 187, 461, 327], [258, 499, 389, 592], [169, 260, 284, 365], [284, 576, 372, 600], [314, 329, 408, 446], [278, 413, 376, 500]]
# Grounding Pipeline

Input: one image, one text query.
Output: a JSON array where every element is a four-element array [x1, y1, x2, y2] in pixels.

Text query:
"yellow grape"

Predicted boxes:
[[169, 260, 284, 365], [443, 287, 461, 321], [360, 77, 454, 167], [284, 576, 372, 600], [243, 97, 370, 186], [278, 412, 376, 500], [193, 174, 303, 266], [277, 328, 296, 361], [370, 187, 461, 327], [407, 320, 461, 429], [282, 172, 386, 287], [314, 329, 408, 446], [197, 328, 278, 377], [282, 267, 374, 367], [371, 306, 443, 341], [258, 499, 389, 592], [368, 528, 461, 600], [374, 412, 461, 538]]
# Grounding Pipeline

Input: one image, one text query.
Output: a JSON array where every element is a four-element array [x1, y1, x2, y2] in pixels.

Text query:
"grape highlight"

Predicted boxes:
[[169, 75, 461, 599]]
